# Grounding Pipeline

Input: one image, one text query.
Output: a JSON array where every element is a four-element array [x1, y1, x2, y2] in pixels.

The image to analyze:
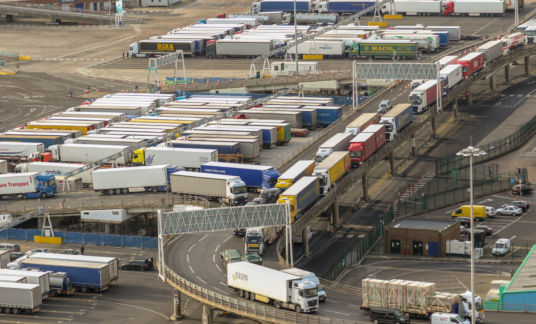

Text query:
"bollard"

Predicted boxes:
[[324, 74, 326, 78]]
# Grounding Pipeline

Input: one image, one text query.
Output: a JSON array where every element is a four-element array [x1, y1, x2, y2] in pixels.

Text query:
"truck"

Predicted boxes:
[[201, 126, 265, 143], [380, 104, 413, 141], [476, 40, 504, 64], [0, 250, 9, 268], [275, 160, 315, 192], [72, 106, 147, 117], [381, 34, 440, 52], [48, 144, 131, 164], [381, 0, 443, 15], [250, 108, 315, 129], [409, 80, 442, 113], [0, 172, 57, 199], [227, 13, 270, 24], [270, 61, 318, 77], [206, 18, 259, 25], [26, 122, 94, 135], [247, 123, 291, 145], [8, 128, 82, 138], [0, 135, 64, 148], [277, 176, 319, 223], [73, 136, 148, 149], [252, 11, 291, 23], [345, 113, 378, 136], [187, 137, 260, 160], [348, 40, 419, 59], [48, 272, 74, 297], [457, 52, 485, 78], [302, 106, 342, 127], [20, 259, 111, 293], [438, 55, 458, 69], [526, 25, 536, 43], [206, 39, 273, 58], [0, 142, 44, 163], [129, 40, 197, 58], [228, 261, 319, 312], [15, 162, 92, 184], [92, 165, 181, 194], [360, 279, 485, 322], [170, 171, 248, 205], [0, 282, 42, 314], [281, 268, 326, 302], [220, 249, 263, 268], [439, 64, 463, 95], [0, 275, 27, 283], [315, 133, 353, 163], [252, 0, 312, 14], [28, 253, 119, 283], [295, 13, 338, 24], [443, 0, 505, 16], [169, 140, 240, 155], [290, 40, 346, 58], [201, 162, 280, 190], [502, 32, 527, 54], [312, 151, 350, 195], [317, 0, 376, 13], [132, 147, 217, 170], [0, 269, 50, 298], [426, 26, 461, 41], [349, 124, 386, 167], [241, 110, 302, 128], [244, 226, 284, 255]]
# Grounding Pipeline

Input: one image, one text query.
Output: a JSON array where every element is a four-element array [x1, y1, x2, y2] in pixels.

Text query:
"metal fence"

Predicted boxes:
[[0, 51, 18, 59], [436, 89, 536, 175], [484, 302, 536, 312]]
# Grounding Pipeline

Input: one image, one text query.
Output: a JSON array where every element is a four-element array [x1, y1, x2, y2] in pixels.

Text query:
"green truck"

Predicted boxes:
[[220, 249, 263, 268], [348, 40, 418, 60]]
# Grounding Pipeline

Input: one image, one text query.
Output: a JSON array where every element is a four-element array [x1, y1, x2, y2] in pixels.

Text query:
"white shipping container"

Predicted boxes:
[[0, 282, 42, 312], [476, 40, 503, 63], [29, 253, 119, 282], [381, 1, 443, 15], [81, 209, 133, 222], [22, 162, 92, 184], [137, 147, 217, 169], [295, 40, 345, 55], [51, 144, 131, 164], [0, 173, 39, 196], [0, 275, 27, 283], [0, 269, 50, 297], [0, 160, 7, 174], [92, 165, 169, 191], [0, 142, 44, 158]]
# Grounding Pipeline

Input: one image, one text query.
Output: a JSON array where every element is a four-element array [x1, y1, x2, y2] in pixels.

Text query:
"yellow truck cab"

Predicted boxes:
[[451, 205, 487, 222]]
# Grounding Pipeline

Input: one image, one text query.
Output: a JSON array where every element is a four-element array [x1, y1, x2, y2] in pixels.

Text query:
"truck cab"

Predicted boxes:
[[458, 291, 485, 323], [492, 238, 511, 255], [262, 169, 281, 189], [431, 313, 469, 324], [526, 26, 536, 43], [227, 178, 248, 205], [132, 148, 146, 166], [289, 280, 319, 312], [245, 227, 266, 255], [30, 174, 58, 199], [315, 148, 333, 163], [312, 168, 331, 194]]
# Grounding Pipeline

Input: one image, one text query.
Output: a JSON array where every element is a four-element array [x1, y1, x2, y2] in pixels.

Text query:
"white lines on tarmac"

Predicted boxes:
[[199, 234, 208, 242], [452, 272, 469, 290], [188, 244, 196, 253], [324, 310, 350, 316], [213, 254, 215, 263], [511, 235, 517, 240], [213, 286, 228, 294], [223, 236, 232, 242], [491, 213, 527, 237], [215, 265, 222, 272], [220, 282, 226, 286], [325, 300, 338, 303], [189, 265, 194, 273], [197, 276, 207, 284], [215, 245, 220, 253], [187, 255, 189, 263]]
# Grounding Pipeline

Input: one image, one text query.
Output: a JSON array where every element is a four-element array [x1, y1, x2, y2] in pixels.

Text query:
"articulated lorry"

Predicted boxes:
[[206, 39, 273, 58], [277, 176, 320, 223], [348, 40, 419, 59], [0, 172, 57, 199], [0, 142, 45, 163], [0, 269, 50, 299], [133, 147, 218, 170], [170, 171, 248, 205], [275, 160, 315, 191], [48, 272, 74, 297], [380, 104, 413, 141], [169, 140, 240, 155], [439, 64, 463, 95], [316, 0, 377, 13], [443, 0, 505, 16], [345, 113, 378, 136], [381, 34, 440, 52], [409, 80, 442, 113], [252, 0, 313, 14], [312, 151, 351, 195], [381, 0, 444, 15], [315, 133, 353, 163], [227, 262, 319, 313], [0, 282, 42, 314], [201, 162, 280, 190], [15, 162, 92, 184], [21, 259, 111, 293], [129, 40, 197, 58], [476, 40, 504, 64], [348, 124, 386, 167], [48, 144, 132, 164], [92, 165, 181, 194], [281, 268, 326, 302], [244, 226, 284, 255]]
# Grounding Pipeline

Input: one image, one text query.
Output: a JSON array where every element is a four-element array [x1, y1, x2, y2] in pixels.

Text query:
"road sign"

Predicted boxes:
[[173, 288, 179, 298], [202, 313, 208, 324], [174, 298, 179, 305]]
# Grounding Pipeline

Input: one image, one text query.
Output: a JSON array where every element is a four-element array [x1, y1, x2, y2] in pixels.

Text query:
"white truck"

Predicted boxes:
[[443, 0, 505, 16], [292, 40, 346, 58], [476, 40, 504, 64], [281, 268, 326, 302], [0, 142, 44, 162], [92, 165, 181, 194], [48, 144, 131, 164], [244, 226, 284, 255], [227, 262, 319, 313], [270, 61, 318, 77], [170, 171, 248, 206], [439, 64, 463, 95], [133, 147, 218, 170], [0, 250, 9, 268], [15, 162, 92, 184], [315, 133, 353, 163], [381, 0, 443, 15], [0, 282, 42, 314], [382, 34, 440, 52], [426, 26, 461, 41], [0, 172, 58, 199], [206, 39, 273, 58], [0, 269, 50, 299], [438, 55, 458, 69], [409, 80, 441, 113]]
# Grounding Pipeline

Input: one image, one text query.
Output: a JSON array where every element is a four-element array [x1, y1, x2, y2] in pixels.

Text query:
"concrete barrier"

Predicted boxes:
[[384, 15, 403, 19], [34, 235, 62, 244], [368, 22, 387, 27]]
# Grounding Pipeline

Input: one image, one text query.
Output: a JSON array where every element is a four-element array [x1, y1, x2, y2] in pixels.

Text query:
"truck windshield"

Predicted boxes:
[[233, 187, 247, 194], [467, 301, 484, 312], [381, 122, 393, 132], [315, 155, 326, 163], [268, 178, 278, 186], [409, 96, 422, 105], [527, 31, 536, 36], [495, 243, 505, 248], [452, 315, 465, 322], [48, 180, 56, 186], [318, 176, 327, 187], [350, 150, 364, 158], [304, 287, 318, 298], [462, 66, 469, 73]]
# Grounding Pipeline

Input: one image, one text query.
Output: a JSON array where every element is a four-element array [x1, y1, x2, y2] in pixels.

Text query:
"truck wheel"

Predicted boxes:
[[49, 290, 57, 297], [121, 188, 129, 194], [250, 292, 255, 301], [238, 290, 244, 298], [274, 300, 282, 309], [152, 187, 159, 193], [108, 190, 114, 195], [22, 194, 28, 199], [208, 54, 213, 58], [12, 308, 19, 315], [41, 192, 47, 198], [132, 54, 137, 58], [81, 287, 89, 293], [244, 291, 250, 299], [4, 308, 10, 314], [295, 305, 301, 313], [114, 189, 121, 194]]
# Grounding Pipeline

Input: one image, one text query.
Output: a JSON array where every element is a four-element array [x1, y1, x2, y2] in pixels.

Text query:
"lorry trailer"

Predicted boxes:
[[186, 137, 261, 160], [0, 282, 42, 314], [312, 151, 351, 195], [315, 133, 353, 163], [439, 64, 463, 95], [381, 0, 443, 15], [0, 269, 50, 298], [380, 104, 413, 141], [29, 253, 119, 282], [426, 26, 461, 41], [409, 80, 442, 113], [132, 147, 217, 170], [15, 162, 92, 184], [348, 40, 418, 59], [476, 40, 504, 63], [0, 172, 57, 199], [0, 135, 64, 148], [92, 165, 181, 194], [438, 55, 458, 69], [252, 0, 312, 14], [206, 39, 273, 58], [277, 176, 320, 223], [457, 52, 485, 78], [48, 144, 131, 164], [129, 40, 197, 58], [275, 160, 315, 191], [345, 113, 378, 136], [0, 142, 45, 161], [168, 140, 240, 155], [201, 162, 280, 189], [443, 0, 505, 16], [348, 124, 386, 167]]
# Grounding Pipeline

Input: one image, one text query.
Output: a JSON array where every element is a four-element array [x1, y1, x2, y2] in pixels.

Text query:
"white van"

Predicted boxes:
[[292, 226, 313, 243], [431, 313, 469, 324], [281, 268, 326, 301], [492, 239, 511, 256]]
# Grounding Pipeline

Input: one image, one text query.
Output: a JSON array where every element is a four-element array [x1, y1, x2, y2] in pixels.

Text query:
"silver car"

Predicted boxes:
[[496, 205, 523, 216], [378, 99, 393, 113]]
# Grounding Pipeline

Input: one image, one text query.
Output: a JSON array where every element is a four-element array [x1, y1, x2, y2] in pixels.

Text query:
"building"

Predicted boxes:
[[383, 219, 460, 257], [500, 245, 536, 310], [16, 0, 116, 12]]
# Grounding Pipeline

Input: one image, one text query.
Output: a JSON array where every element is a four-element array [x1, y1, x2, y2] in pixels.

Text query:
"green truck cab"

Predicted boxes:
[[221, 249, 262, 268]]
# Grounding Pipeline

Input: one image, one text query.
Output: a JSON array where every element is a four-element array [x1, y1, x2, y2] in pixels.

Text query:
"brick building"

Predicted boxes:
[[383, 219, 460, 257]]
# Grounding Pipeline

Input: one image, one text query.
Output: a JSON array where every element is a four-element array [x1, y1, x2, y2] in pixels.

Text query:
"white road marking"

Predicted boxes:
[[187, 255, 189, 263], [212, 287, 228, 294], [220, 282, 226, 286], [325, 300, 338, 303], [199, 234, 208, 242], [216, 264, 222, 272], [213, 254, 215, 263], [188, 244, 195, 253], [215, 244, 220, 253], [197, 276, 207, 284], [510, 235, 517, 240], [324, 310, 350, 316], [189, 265, 194, 273], [224, 236, 233, 242]]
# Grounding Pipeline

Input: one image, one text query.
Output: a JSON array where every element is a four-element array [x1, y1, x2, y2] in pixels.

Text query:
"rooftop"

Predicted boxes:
[[505, 245, 536, 293], [387, 219, 457, 231]]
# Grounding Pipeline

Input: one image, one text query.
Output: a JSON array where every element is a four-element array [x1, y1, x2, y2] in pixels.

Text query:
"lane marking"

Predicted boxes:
[[324, 310, 350, 316], [220, 282, 226, 286], [510, 235, 517, 240], [223, 236, 232, 242], [199, 234, 208, 242], [453, 272, 469, 290], [188, 244, 195, 253], [212, 287, 229, 294], [95, 300, 169, 320], [187, 255, 189, 263], [197, 276, 207, 284], [216, 264, 222, 272], [213, 254, 215, 263], [189, 265, 194, 273], [215, 245, 220, 253]]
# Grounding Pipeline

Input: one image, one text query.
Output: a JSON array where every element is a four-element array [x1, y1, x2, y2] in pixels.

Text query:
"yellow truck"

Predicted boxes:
[[278, 176, 320, 223], [132, 146, 217, 169], [312, 151, 351, 195], [451, 205, 487, 222], [275, 160, 315, 192], [27, 122, 94, 135]]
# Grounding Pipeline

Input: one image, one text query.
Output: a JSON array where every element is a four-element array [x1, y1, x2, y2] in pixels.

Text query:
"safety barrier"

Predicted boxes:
[[0, 228, 158, 249], [484, 301, 536, 312], [0, 51, 18, 59]]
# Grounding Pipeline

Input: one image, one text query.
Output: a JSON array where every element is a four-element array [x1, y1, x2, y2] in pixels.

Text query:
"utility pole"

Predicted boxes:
[[294, 0, 299, 76]]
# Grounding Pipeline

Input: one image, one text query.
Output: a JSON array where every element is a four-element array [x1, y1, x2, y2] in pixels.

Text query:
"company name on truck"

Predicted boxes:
[[233, 272, 249, 282], [398, 112, 410, 124], [157, 44, 175, 51], [0, 181, 31, 188]]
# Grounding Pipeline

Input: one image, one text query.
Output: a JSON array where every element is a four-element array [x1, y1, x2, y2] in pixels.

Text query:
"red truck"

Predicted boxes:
[[458, 52, 484, 78], [348, 124, 386, 167]]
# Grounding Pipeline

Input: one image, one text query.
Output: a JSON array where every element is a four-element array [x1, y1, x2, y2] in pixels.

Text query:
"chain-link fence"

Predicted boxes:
[[436, 114, 536, 175], [321, 164, 527, 280]]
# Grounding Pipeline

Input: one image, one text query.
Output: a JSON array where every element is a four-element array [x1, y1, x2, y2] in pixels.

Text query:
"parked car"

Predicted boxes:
[[258, 188, 281, 204], [512, 184, 533, 195], [485, 206, 496, 218], [509, 201, 530, 212], [233, 228, 247, 237], [457, 217, 471, 228], [370, 307, 410, 324], [0, 243, 20, 252], [378, 99, 393, 113], [8, 252, 24, 262], [496, 205, 523, 216], [26, 248, 50, 255], [60, 249, 79, 255], [121, 259, 153, 271], [474, 225, 493, 236]]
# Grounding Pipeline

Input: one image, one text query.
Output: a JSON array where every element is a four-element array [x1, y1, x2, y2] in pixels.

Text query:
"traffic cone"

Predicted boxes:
[[338, 73, 341, 77], [68, 92, 71, 98], [400, 88, 402, 92], [391, 89, 393, 93], [464, 50, 467, 54], [309, 75, 311, 80], [324, 74, 326, 78], [96, 88, 98, 92], [122, 90, 124, 93], [126, 90, 129, 93], [469, 48, 472, 52]]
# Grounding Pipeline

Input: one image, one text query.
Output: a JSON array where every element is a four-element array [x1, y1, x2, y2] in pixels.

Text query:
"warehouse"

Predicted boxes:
[[500, 245, 536, 310], [383, 219, 460, 257]]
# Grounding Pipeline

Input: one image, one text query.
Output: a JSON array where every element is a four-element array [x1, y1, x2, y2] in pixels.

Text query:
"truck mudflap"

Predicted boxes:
[[99, 286, 110, 292], [31, 306, 41, 313]]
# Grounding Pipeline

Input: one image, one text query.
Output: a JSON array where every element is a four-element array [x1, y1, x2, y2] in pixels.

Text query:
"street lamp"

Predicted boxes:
[[456, 146, 486, 324]]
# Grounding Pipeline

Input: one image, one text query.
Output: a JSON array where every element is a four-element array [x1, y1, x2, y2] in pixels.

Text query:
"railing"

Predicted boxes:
[[0, 51, 18, 59], [484, 301, 536, 312]]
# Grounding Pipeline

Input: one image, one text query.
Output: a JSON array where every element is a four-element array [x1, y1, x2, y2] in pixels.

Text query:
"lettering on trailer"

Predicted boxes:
[[233, 272, 249, 282], [318, 45, 334, 50], [157, 44, 175, 51], [297, 184, 319, 204], [350, 3, 373, 6], [204, 168, 226, 174], [0, 181, 30, 188], [317, 113, 330, 117], [199, 156, 209, 162], [0, 148, 29, 155], [398, 112, 410, 125], [45, 170, 64, 175]]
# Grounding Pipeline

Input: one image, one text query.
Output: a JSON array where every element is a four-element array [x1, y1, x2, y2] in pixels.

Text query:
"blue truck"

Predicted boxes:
[[322, 0, 377, 13], [0, 172, 57, 199], [379, 103, 413, 141], [0, 135, 64, 148], [252, 0, 312, 13], [430, 31, 450, 47], [169, 140, 240, 155], [201, 162, 280, 190], [302, 106, 342, 127], [20, 259, 111, 293]]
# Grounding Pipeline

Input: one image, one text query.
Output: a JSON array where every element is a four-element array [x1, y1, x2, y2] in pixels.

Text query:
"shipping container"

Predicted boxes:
[[201, 162, 279, 189], [312, 151, 351, 194], [0, 282, 42, 313]]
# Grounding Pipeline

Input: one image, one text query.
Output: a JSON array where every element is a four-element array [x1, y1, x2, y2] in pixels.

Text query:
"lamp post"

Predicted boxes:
[[456, 146, 486, 324]]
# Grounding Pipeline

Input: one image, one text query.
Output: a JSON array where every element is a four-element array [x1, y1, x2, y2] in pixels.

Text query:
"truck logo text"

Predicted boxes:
[[0, 181, 30, 188], [233, 272, 248, 282], [157, 44, 175, 51]]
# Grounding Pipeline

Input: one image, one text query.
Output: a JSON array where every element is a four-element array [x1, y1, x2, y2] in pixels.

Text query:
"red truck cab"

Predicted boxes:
[[443, 1, 454, 15], [457, 52, 484, 78], [216, 13, 226, 18], [349, 132, 376, 167]]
